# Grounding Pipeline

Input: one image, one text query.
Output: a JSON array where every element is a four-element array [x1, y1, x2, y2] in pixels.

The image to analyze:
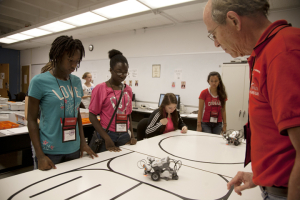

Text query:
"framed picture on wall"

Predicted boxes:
[[152, 64, 161, 78]]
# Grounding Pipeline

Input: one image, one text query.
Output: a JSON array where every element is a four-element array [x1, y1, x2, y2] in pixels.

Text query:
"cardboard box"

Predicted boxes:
[[80, 108, 89, 119], [15, 113, 27, 125], [0, 97, 8, 104]]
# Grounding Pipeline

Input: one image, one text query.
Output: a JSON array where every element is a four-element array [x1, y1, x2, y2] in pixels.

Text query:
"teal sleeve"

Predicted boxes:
[[28, 75, 43, 100]]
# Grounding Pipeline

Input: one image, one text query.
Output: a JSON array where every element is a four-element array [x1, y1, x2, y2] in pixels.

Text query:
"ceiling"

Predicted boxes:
[[0, 0, 299, 50]]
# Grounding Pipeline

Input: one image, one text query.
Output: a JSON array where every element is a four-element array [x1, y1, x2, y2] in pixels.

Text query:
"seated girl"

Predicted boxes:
[[145, 93, 187, 138]]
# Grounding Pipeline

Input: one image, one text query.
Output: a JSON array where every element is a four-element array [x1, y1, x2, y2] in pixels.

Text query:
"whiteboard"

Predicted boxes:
[[30, 52, 232, 107]]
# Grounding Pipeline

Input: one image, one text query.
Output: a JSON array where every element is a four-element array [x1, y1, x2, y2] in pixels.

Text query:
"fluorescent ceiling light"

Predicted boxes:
[[0, 38, 19, 44], [61, 12, 107, 26], [92, 0, 149, 19], [140, 0, 195, 9], [39, 21, 75, 32], [7, 33, 33, 41], [21, 28, 52, 37]]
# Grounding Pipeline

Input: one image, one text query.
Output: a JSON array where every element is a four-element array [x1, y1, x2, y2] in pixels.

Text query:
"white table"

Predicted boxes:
[[0, 130, 261, 200]]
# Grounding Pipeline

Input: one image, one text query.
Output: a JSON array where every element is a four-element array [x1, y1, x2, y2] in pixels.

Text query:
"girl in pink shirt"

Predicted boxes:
[[89, 49, 137, 152]]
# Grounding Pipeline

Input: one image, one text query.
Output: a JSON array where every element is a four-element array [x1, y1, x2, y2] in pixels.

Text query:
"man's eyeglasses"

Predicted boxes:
[[113, 70, 129, 76], [208, 25, 219, 41]]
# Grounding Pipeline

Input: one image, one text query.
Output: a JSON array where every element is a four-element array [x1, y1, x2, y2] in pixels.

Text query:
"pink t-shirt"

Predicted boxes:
[[163, 117, 174, 133], [89, 82, 132, 132]]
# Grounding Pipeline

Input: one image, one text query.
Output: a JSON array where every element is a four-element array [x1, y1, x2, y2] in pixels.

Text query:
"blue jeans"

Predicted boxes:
[[260, 186, 287, 200], [201, 122, 222, 134], [34, 149, 80, 169], [98, 130, 131, 152]]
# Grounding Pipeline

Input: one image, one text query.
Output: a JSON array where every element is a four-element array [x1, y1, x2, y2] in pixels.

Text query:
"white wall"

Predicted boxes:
[[20, 7, 300, 107]]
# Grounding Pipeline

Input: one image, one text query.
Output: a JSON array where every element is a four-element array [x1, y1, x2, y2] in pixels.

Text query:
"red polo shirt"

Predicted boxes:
[[248, 20, 300, 187]]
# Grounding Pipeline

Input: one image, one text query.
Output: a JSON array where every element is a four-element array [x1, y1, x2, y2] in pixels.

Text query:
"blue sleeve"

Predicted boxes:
[[28, 75, 43, 100]]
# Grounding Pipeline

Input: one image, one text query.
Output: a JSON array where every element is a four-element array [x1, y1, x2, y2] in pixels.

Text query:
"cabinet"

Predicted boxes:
[[222, 63, 250, 131]]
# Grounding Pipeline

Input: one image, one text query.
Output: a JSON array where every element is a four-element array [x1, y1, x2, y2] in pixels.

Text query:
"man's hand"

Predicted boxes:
[[227, 171, 257, 195]]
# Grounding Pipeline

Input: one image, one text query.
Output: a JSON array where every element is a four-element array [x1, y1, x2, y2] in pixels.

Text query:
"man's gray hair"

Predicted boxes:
[[211, 0, 270, 24]]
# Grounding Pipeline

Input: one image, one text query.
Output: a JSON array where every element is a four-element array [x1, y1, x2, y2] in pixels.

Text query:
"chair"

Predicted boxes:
[[15, 92, 26, 102], [80, 102, 86, 109], [7, 90, 12, 101], [137, 118, 149, 141]]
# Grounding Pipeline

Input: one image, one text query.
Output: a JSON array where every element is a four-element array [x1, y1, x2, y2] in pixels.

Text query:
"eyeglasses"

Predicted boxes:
[[113, 70, 129, 76], [208, 25, 219, 41]]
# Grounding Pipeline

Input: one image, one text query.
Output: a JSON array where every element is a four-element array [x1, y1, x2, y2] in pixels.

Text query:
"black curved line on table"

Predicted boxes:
[[215, 174, 234, 200], [7, 151, 232, 200], [7, 152, 134, 200], [107, 156, 233, 200], [159, 135, 244, 164]]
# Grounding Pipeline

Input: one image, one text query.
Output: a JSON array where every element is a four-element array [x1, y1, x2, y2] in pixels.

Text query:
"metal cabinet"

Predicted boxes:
[[222, 63, 250, 131]]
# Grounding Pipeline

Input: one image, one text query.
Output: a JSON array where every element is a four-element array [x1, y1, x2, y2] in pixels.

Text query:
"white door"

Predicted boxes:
[[240, 64, 250, 127], [222, 64, 247, 131]]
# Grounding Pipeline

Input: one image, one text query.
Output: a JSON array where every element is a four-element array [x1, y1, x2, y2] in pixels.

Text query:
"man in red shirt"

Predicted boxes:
[[203, 0, 300, 200]]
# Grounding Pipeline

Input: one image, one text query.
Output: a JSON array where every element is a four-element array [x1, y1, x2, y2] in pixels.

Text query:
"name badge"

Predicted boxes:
[[62, 117, 77, 142], [63, 127, 76, 142], [115, 114, 127, 132], [210, 111, 218, 123]]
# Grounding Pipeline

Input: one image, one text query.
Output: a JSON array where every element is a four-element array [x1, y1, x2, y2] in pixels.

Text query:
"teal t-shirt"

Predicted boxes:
[[28, 71, 83, 154]]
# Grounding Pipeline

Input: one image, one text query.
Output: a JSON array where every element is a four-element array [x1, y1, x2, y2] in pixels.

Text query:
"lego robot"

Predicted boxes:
[[138, 157, 182, 181], [222, 130, 244, 146]]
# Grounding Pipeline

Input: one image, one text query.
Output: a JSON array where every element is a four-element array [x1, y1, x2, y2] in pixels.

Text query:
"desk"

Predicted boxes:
[[0, 125, 95, 173], [131, 108, 198, 131], [0, 130, 261, 200]]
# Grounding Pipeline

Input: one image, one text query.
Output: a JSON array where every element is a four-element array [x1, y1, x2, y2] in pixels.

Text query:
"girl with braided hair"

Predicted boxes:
[[28, 35, 97, 171], [89, 49, 137, 152]]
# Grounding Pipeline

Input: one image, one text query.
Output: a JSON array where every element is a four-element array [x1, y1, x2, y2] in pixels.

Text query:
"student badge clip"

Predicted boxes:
[[62, 117, 77, 142]]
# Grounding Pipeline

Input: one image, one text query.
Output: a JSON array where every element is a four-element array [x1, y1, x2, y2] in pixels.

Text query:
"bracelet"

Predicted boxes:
[[197, 122, 201, 124]]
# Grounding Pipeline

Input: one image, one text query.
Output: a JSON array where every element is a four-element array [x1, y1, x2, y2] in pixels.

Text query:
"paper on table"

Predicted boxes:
[[186, 114, 198, 118], [0, 129, 13, 135], [7, 126, 28, 134]]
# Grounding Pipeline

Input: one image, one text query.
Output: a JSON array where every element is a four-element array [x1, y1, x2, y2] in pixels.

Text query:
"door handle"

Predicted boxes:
[[243, 111, 246, 117], [239, 110, 241, 117]]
